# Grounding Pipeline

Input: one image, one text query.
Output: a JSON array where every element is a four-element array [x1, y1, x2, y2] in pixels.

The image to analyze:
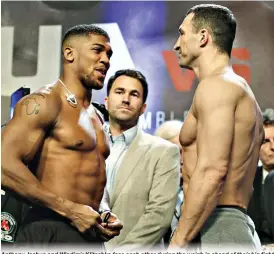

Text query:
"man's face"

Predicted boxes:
[[260, 125, 274, 171], [75, 34, 112, 90], [105, 75, 146, 126], [174, 13, 200, 69]]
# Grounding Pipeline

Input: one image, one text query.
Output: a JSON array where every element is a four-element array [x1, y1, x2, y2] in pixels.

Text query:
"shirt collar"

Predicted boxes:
[[103, 123, 138, 146], [262, 167, 270, 184]]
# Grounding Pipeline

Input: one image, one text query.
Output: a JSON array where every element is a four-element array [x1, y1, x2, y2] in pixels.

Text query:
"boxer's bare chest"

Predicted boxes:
[[180, 109, 198, 180], [180, 110, 197, 148], [52, 105, 105, 153]]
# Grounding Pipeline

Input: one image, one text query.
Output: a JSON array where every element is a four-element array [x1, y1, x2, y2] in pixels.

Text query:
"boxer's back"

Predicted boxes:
[[180, 71, 264, 209], [218, 78, 263, 207]]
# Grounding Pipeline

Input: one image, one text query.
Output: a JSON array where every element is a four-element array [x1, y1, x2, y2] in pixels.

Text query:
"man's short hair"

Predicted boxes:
[[262, 108, 274, 126], [154, 120, 183, 140], [106, 69, 148, 103], [187, 4, 237, 57], [62, 24, 110, 49]]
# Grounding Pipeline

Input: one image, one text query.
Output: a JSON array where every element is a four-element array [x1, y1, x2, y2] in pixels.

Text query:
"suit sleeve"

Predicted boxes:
[[264, 171, 274, 241], [117, 144, 180, 250]]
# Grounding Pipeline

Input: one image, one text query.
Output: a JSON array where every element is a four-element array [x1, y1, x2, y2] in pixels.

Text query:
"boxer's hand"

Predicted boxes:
[[168, 229, 188, 250], [68, 203, 102, 233], [96, 211, 123, 241], [263, 244, 274, 252]]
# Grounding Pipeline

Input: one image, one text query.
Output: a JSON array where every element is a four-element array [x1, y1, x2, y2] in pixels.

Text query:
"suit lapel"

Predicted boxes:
[[255, 166, 263, 191], [110, 129, 151, 207], [255, 166, 264, 218]]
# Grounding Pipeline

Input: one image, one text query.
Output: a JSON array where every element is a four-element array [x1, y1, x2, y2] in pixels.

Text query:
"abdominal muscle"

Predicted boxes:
[[182, 143, 258, 209], [30, 148, 106, 211]]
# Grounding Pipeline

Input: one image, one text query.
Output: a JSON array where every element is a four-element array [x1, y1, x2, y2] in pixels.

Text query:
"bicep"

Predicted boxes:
[[196, 104, 235, 168], [2, 93, 56, 164], [2, 117, 46, 164]]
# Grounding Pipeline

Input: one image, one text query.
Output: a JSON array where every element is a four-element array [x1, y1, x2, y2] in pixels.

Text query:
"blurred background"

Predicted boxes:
[[1, 1, 274, 134]]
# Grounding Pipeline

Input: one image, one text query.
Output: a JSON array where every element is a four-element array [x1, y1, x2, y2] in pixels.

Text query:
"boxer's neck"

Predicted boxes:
[[59, 74, 92, 107], [192, 49, 231, 81]]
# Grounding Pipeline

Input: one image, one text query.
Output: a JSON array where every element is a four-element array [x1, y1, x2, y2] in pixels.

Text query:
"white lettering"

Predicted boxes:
[[156, 111, 165, 128], [139, 111, 184, 132], [139, 112, 152, 129]]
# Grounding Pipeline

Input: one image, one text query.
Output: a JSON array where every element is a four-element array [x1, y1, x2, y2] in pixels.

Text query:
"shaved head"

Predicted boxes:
[[62, 24, 110, 53]]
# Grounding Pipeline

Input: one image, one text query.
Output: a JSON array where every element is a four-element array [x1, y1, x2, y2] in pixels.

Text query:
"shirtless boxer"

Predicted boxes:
[[1, 24, 122, 245], [169, 4, 264, 251]]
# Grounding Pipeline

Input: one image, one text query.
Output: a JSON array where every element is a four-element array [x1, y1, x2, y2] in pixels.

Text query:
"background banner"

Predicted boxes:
[[2, 1, 274, 134]]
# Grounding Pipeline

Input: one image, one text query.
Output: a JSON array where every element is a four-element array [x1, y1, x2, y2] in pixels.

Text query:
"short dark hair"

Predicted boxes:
[[263, 108, 274, 126], [187, 4, 237, 57], [107, 69, 148, 103], [62, 24, 110, 48]]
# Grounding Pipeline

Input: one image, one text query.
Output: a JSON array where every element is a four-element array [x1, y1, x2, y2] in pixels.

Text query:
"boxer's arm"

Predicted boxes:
[[1, 92, 71, 217], [170, 79, 241, 247]]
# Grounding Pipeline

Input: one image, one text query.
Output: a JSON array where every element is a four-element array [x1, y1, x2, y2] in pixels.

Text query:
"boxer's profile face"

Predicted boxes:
[[105, 75, 146, 125], [174, 13, 200, 69], [65, 34, 112, 90], [260, 125, 274, 170]]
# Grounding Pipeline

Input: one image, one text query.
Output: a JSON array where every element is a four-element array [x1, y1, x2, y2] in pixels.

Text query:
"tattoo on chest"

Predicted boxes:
[[21, 93, 45, 115]]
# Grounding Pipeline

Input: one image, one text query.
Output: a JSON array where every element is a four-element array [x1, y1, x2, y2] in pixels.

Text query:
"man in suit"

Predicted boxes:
[[264, 171, 274, 245], [154, 120, 184, 245], [248, 108, 274, 244], [101, 69, 180, 251]]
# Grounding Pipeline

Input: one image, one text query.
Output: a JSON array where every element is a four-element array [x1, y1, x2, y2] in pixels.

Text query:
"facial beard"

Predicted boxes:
[[81, 74, 104, 90]]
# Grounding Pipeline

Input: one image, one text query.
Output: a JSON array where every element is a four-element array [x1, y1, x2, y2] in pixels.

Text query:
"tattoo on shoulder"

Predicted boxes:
[[21, 93, 46, 115]]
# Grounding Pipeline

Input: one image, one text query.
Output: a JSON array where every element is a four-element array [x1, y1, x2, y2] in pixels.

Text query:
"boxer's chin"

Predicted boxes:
[[178, 59, 193, 70], [82, 77, 104, 90], [91, 79, 104, 90], [180, 64, 193, 70]]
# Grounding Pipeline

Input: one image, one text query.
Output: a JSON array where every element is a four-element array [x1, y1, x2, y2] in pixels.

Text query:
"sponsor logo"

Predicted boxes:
[[1, 212, 17, 242]]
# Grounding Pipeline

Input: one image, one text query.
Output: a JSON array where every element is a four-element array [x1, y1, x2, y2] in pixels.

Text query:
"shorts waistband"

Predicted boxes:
[[216, 205, 247, 214], [26, 206, 71, 224]]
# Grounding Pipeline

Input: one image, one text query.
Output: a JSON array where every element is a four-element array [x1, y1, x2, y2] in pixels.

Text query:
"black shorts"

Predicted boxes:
[[16, 206, 103, 247], [1, 188, 30, 244]]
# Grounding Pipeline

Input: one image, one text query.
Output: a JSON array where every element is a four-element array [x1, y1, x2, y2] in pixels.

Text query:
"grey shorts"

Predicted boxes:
[[200, 206, 262, 252]]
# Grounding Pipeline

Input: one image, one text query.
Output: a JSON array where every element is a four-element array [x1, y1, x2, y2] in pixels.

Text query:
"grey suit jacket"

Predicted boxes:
[[105, 129, 180, 251]]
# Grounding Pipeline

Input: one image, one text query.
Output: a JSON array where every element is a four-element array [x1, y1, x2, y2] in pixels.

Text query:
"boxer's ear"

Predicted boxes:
[[63, 47, 75, 62], [199, 29, 209, 47]]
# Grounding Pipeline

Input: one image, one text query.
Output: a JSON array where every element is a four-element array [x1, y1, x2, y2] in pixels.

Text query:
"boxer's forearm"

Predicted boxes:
[[1, 159, 72, 218], [176, 169, 226, 243]]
